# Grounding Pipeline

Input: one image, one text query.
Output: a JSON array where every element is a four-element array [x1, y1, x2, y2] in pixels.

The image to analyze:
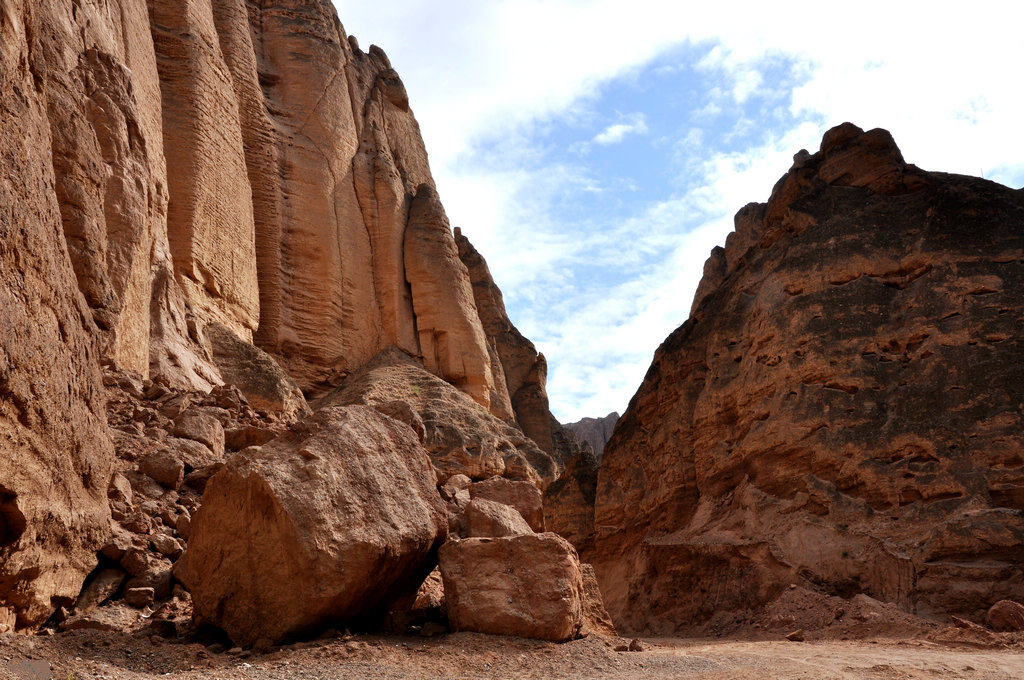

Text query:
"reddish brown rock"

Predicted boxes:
[[138, 450, 185, 490], [580, 563, 617, 638], [0, 1, 115, 628], [319, 348, 559, 488], [206, 323, 308, 420], [439, 533, 585, 642], [0, 0, 558, 632], [464, 499, 534, 538], [543, 444, 599, 552], [405, 184, 499, 413], [593, 124, 1024, 634], [986, 600, 1024, 632], [178, 406, 447, 647], [469, 477, 545, 533], [172, 409, 225, 458]]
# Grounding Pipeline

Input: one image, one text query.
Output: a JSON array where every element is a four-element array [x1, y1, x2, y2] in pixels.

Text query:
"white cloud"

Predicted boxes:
[[592, 115, 649, 146]]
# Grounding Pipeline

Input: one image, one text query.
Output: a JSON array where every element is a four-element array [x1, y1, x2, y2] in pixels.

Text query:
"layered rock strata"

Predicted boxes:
[[0, 5, 114, 627], [593, 124, 1024, 634]]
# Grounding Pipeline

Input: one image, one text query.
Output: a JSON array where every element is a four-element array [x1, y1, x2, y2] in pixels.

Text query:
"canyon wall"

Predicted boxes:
[[0, 0, 559, 628], [593, 124, 1024, 634]]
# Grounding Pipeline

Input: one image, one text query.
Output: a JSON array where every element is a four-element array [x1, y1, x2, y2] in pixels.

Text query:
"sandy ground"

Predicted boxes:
[[2, 627, 1023, 680]]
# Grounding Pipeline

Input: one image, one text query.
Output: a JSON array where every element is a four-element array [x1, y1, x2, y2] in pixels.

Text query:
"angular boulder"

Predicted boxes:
[[439, 533, 584, 642], [178, 406, 447, 646], [319, 348, 559, 488], [464, 499, 533, 538], [205, 323, 309, 420], [986, 600, 1024, 632], [469, 477, 545, 532]]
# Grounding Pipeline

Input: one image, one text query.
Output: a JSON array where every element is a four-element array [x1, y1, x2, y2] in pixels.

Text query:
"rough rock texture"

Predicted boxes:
[[544, 445, 600, 552], [469, 477, 545, 533], [318, 348, 560, 489], [593, 124, 1024, 635], [439, 533, 585, 642], [580, 563, 617, 638], [0, 1, 115, 629], [205, 323, 308, 419], [986, 600, 1024, 632], [564, 412, 619, 460], [178, 406, 447, 647], [464, 499, 534, 538], [6, 0, 523, 406], [1, 0, 555, 630]]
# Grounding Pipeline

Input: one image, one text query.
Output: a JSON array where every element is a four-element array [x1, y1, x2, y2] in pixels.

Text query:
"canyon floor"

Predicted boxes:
[[2, 623, 1022, 680]]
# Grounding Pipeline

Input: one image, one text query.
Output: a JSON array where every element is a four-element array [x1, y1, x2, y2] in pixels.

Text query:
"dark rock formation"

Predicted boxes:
[[593, 123, 1024, 634]]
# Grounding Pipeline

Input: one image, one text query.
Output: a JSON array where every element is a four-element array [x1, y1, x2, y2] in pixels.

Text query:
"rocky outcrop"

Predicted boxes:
[[205, 323, 308, 419], [593, 124, 1024, 634], [319, 348, 560, 488], [469, 477, 545, 533], [564, 412, 619, 460], [439, 533, 585, 642], [464, 499, 534, 538], [178, 406, 447, 647], [5, 0, 518, 406]]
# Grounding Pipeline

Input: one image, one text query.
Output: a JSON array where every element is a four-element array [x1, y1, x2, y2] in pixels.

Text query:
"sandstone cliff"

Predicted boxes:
[[10, 0, 511, 408], [0, 0, 555, 630], [593, 124, 1024, 634]]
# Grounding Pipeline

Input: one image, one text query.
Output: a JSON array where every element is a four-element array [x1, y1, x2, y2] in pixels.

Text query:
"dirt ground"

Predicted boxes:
[[2, 625, 1022, 680]]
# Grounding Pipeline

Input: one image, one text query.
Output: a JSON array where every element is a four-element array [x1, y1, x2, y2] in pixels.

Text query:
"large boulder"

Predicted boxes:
[[439, 533, 584, 642], [178, 406, 447, 646], [469, 477, 545, 532], [205, 323, 309, 419], [464, 499, 533, 538]]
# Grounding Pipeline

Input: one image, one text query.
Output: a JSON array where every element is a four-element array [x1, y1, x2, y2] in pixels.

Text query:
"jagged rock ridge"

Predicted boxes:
[[593, 123, 1024, 635]]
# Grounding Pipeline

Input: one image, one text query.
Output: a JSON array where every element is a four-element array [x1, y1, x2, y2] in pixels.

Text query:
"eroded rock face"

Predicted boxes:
[[0, 1, 114, 629], [178, 406, 447, 647], [593, 124, 1024, 634], [439, 533, 585, 642], [319, 348, 560, 489], [206, 323, 308, 420]]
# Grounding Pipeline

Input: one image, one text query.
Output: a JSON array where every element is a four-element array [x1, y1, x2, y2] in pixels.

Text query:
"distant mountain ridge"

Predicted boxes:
[[564, 412, 620, 460]]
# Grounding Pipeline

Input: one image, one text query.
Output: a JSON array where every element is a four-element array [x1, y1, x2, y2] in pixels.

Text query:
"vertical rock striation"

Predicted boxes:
[[593, 124, 1024, 634], [1, 0, 114, 629], [0, 0, 553, 628]]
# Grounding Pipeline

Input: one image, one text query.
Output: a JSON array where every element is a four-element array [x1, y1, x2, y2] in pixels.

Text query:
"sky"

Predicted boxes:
[[334, 1, 1024, 422]]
